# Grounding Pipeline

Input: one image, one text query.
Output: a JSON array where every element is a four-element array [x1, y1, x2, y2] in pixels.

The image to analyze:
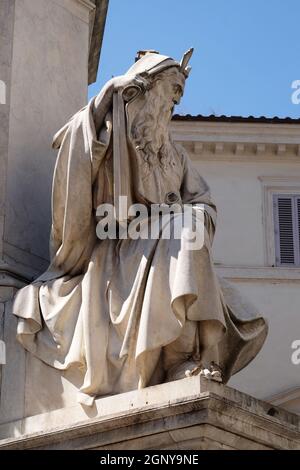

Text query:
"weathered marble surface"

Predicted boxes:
[[0, 303, 4, 395], [3, 0, 92, 276], [0, 299, 82, 424], [0, 0, 15, 259], [0, 377, 299, 450], [0, 300, 26, 424]]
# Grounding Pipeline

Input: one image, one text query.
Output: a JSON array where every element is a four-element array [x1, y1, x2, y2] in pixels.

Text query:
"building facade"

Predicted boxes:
[[171, 115, 300, 414]]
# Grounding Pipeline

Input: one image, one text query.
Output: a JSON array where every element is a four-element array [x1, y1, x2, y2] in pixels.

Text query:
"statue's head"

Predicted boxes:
[[126, 48, 193, 80], [123, 49, 193, 172], [123, 48, 193, 111]]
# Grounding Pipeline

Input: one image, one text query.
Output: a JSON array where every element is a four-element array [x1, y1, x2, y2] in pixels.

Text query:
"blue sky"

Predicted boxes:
[[88, 0, 300, 118]]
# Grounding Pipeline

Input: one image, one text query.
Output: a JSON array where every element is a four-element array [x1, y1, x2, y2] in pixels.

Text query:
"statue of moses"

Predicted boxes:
[[13, 49, 268, 405]]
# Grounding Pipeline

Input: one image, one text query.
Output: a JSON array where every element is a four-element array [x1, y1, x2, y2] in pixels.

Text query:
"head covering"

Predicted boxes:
[[125, 48, 193, 78]]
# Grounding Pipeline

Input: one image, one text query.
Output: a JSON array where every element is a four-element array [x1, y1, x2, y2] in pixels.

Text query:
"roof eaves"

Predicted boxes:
[[172, 114, 300, 124]]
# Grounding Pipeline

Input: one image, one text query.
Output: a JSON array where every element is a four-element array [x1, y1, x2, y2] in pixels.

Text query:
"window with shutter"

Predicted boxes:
[[297, 197, 300, 257], [273, 194, 300, 266]]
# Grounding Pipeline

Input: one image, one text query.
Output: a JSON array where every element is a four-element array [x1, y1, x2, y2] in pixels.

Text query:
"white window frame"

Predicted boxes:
[[259, 176, 300, 267]]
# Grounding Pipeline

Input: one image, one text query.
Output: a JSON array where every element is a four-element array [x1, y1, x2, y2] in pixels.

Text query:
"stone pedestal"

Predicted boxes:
[[0, 377, 299, 450], [0, 0, 108, 410]]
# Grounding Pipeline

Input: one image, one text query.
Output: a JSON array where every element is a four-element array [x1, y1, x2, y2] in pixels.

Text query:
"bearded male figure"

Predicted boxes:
[[13, 50, 268, 405]]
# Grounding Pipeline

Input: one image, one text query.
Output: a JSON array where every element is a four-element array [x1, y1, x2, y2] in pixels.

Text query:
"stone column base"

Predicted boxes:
[[0, 376, 299, 450]]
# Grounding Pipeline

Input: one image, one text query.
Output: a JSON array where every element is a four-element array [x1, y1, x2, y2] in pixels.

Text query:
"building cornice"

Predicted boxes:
[[172, 114, 300, 125], [267, 387, 300, 407], [170, 120, 300, 162], [88, 0, 109, 84]]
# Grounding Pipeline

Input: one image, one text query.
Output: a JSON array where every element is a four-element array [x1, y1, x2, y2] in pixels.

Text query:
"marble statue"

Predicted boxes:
[[12, 49, 268, 405]]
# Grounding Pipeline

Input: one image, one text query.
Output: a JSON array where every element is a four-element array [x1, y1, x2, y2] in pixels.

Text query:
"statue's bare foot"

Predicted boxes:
[[167, 360, 223, 383], [167, 359, 202, 381], [185, 361, 223, 382]]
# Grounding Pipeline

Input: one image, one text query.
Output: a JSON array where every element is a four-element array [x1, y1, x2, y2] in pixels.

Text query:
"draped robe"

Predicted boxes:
[[13, 89, 268, 405]]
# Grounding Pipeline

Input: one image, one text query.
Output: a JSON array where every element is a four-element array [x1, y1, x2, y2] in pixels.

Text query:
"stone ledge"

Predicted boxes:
[[215, 265, 300, 283], [0, 377, 299, 450]]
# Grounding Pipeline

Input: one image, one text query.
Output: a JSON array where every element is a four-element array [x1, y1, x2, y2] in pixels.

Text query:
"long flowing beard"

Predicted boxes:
[[130, 89, 175, 178]]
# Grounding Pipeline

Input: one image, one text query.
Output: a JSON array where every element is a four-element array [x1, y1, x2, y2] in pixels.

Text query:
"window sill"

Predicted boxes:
[[215, 265, 300, 282]]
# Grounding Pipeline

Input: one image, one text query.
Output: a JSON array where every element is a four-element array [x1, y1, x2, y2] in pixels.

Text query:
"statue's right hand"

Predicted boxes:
[[113, 74, 150, 94], [93, 73, 150, 129]]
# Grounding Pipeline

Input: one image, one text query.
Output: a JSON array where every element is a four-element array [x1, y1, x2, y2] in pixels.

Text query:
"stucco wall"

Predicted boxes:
[[196, 160, 300, 267], [192, 153, 300, 410]]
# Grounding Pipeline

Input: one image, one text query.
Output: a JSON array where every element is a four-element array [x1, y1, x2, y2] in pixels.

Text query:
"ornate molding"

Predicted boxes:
[[170, 120, 300, 162]]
